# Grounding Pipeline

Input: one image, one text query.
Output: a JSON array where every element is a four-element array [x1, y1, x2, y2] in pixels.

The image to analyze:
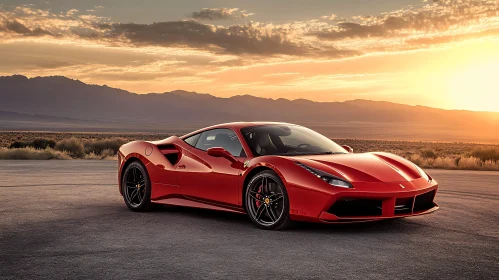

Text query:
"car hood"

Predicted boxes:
[[291, 152, 422, 183]]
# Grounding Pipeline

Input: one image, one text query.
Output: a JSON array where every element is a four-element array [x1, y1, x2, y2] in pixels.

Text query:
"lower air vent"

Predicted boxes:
[[395, 197, 414, 214], [328, 198, 382, 217], [413, 190, 436, 212], [157, 144, 180, 165]]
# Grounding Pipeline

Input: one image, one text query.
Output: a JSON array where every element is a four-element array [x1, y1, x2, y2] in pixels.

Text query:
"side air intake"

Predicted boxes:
[[157, 144, 180, 165]]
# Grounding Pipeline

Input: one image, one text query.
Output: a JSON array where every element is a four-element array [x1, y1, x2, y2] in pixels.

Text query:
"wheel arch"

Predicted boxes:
[[119, 156, 143, 195], [241, 165, 278, 210]]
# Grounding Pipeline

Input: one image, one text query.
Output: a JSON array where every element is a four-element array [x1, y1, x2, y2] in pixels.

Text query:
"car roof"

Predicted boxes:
[[181, 121, 298, 138]]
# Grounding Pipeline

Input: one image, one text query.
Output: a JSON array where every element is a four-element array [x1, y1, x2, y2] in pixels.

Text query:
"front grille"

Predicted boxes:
[[413, 190, 436, 212], [328, 198, 382, 217], [395, 197, 414, 214]]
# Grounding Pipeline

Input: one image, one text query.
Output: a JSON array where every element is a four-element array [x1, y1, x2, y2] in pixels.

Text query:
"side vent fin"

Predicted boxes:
[[157, 144, 180, 165]]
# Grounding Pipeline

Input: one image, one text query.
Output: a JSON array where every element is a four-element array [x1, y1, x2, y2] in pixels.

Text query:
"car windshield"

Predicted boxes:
[[241, 125, 348, 156]]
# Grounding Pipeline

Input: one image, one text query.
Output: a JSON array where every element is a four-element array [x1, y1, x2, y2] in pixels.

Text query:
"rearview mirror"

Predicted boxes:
[[341, 145, 353, 153], [207, 147, 238, 163]]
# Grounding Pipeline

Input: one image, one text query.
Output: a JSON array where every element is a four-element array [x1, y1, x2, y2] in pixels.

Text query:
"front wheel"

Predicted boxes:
[[121, 161, 153, 211], [245, 170, 292, 230]]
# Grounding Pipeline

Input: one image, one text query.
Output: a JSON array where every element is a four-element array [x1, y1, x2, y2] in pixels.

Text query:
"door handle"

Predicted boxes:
[[177, 164, 186, 169]]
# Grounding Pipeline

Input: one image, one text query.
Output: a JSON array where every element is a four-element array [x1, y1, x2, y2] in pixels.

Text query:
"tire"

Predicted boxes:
[[245, 170, 292, 230], [121, 161, 153, 212]]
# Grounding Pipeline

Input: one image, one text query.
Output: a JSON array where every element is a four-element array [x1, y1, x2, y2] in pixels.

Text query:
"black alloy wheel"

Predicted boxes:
[[122, 161, 153, 211], [245, 170, 292, 230]]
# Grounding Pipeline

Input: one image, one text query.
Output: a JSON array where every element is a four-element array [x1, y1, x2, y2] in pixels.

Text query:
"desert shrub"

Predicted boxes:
[[100, 148, 116, 159], [83, 149, 117, 160], [84, 138, 127, 155], [407, 154, 422, 166], [457, 156, 482, 170], [9, 141, 30, 149], [32, 138, 56, 149], [470, 147, 499, 162], [420, 149, 437, 159], [9, 138, 56, 150], [482, 160, 499, 171], [0, 147, 71, 160], [55, 138, 85, 158], [84, 152, 101, 160], [432, 157, 457, 169]]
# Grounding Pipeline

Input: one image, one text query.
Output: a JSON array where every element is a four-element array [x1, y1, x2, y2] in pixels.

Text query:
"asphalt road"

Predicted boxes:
[[0, 160, 498, 279]]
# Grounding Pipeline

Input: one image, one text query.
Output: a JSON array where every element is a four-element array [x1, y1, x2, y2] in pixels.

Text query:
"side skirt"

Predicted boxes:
[[153, 196, 246, 214]]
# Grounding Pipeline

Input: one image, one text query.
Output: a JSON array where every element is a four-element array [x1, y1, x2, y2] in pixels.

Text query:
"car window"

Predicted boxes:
[[241, 125, 347, 156], [183, 133, 200, 147], [195, 129, 246, 157]]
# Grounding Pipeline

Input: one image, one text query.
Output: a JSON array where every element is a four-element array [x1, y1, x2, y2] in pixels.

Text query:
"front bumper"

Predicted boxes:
[[287, 177, 439, 223], [318, 187, 438, 222]]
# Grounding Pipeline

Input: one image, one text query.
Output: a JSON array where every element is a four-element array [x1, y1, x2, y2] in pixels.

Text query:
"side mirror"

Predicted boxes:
[[341, 145, 353, 153], [207, 147, 238, 163]]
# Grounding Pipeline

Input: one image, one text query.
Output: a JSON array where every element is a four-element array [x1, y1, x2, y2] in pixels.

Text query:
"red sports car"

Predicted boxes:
[[118, 122, 438, 230]]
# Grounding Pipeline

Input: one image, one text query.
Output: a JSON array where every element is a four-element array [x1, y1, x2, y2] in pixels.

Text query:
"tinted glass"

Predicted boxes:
[[195, 129, 246, 157], [241, 125, 347, 156], [183, 133, 200, 146]]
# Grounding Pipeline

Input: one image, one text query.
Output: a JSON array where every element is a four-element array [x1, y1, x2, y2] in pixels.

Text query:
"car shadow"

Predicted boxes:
[[152, 204, 418, 234]]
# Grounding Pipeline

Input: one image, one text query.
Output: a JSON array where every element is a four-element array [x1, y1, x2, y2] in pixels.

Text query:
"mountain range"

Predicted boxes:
[[1, 75, 498, 143]]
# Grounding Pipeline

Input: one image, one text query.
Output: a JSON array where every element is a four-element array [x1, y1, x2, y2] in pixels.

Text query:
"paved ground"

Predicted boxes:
[[0, 160, 498, 279]]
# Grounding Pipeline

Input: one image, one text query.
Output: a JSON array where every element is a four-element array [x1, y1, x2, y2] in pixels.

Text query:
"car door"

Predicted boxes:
[[176, 128, 247, 207]]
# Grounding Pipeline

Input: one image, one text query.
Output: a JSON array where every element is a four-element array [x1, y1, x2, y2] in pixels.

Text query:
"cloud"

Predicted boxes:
[[0, 7, 355, 57], [0, 1, 498, 60], [0, 6, 107, 38], [312, 0, 499, 42], [190, 8, 253, 21], [406, 27, 499, 46], [96, 20, 355, 56], [66, 9, 79, 16], [99, 21, 298, 55], [320, 14, 338, 21], [0, 19, 52, 36]]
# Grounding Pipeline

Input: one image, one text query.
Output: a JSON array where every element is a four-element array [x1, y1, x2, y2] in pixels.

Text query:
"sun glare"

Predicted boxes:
[[445, 60, 499, 112]]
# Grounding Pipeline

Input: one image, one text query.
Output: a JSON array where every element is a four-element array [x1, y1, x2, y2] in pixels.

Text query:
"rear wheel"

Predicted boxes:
[[122, 161, 153, 211], [245, 170, 292, 230]]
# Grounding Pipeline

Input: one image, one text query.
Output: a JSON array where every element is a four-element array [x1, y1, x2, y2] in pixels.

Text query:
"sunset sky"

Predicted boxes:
[[0, 0, 498, 111]]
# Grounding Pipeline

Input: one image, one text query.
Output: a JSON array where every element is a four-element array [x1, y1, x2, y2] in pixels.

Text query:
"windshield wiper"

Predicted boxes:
[[311, 151, 347, 155], [268, 151, 346, 156]]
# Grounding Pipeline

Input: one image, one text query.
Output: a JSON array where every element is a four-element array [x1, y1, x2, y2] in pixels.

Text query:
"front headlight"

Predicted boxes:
[[295, 162, 353, 188], [414, 164, 432, 182]]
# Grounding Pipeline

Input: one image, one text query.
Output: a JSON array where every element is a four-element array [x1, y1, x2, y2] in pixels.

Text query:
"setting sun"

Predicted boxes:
[[446, 59, 499, 112]]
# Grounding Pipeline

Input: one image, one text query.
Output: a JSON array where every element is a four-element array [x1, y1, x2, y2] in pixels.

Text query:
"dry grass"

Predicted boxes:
[[407, 154, 499, 171], [84, 138, 128, 155], [1, 132, 499, 170], [84, 149, 117, 160], [470, 147, 499, 162], [54, 137, 129, 159], [0, 133, 149, 159], [0, 131, 170, 148], [0, 147, 71, 160], [9, 138, 56, 149], [55, 138, 85, 158]]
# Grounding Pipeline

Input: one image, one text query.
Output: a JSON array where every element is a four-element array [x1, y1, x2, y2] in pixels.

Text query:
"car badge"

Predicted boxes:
[[243, 160, 250, 168]]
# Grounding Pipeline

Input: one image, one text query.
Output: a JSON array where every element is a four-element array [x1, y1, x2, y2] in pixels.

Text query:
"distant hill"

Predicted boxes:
[[0, 75, 498, 143]]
